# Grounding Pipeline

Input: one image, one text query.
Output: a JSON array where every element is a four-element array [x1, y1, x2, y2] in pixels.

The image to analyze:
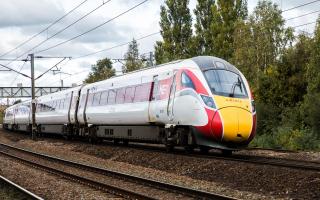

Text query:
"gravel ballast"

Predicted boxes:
[[0, 129, 319, 200]]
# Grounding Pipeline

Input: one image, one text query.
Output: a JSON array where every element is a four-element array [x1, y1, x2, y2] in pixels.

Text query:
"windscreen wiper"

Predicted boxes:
[[229, 77, 242, 97]]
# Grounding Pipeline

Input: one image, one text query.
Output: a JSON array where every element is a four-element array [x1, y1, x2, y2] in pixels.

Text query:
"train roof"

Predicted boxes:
[[191, 56, 240, 74]]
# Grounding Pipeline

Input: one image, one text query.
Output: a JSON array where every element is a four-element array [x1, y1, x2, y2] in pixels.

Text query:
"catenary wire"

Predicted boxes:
[[8, 0, 113, 86], [286, 9, 320, 21], [35, 0, 150, 54], [74, 31, 160, 59], [0, 0, 89, 58], [9, 57, 29, 86], [292, 21, 318, 28], [10, 0, 113, 65], [282, 0, 320, 13]]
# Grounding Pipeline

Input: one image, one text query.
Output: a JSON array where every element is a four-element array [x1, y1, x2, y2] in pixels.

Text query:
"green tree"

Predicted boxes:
[[301, 17, 320, 136], [193, 0, 215, 55], [232, 0, 293, 138], [124, 38, 143, 72], [155, 0, 193, 64], [84, 58, 115, 83], [274, 34, 312, 107], [232, 0, 293, 92], [210, 0, 248, 60]]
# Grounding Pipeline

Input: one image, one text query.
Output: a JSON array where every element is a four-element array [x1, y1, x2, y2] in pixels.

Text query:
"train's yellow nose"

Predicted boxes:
[[218, 107, 253, 142], [213, 95, 253, 143]]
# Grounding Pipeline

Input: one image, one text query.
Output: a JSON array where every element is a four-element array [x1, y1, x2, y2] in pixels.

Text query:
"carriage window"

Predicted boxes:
[[108, 90, 116, 105], [116, 88, 126, 104], [125, 87, 135, 103], [181, 72, 195, 89], [134, 83, 151, 102], [87, 93, 94, 107], [57, 100, 62, 110], [100, 91, 108, 105], [92, 93, 101, 106], [61, 99, 66, 109]]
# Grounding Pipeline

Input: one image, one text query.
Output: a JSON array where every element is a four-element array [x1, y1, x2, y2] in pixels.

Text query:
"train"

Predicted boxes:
[[3, 56, 256, 154]]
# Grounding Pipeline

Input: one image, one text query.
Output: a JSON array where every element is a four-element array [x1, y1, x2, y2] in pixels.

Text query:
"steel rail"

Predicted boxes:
[[98, 142, 320, 171], [0, 142, 236, 200], [0, 175, 44, 200], [0, 149, 156, 200]]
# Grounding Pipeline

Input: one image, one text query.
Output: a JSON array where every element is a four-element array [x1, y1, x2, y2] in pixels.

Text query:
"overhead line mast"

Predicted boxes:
[[8, 0, 112, 86]]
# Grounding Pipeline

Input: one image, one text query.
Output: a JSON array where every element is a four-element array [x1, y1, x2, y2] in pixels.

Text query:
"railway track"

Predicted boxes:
[[0, 175, 43, 200], [101, 142, 320, 172], [2, 129, 319, 171], [0, 142, 235, 200]]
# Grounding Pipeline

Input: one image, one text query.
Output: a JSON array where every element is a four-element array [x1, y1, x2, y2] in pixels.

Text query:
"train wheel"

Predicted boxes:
[[114, 139, 120, 145], [122, 140, 129, 146], [200, 146, 209, 154], [222, 149, 232, 156], [165, 144, 174, 152], [184, 146, 194, 153]]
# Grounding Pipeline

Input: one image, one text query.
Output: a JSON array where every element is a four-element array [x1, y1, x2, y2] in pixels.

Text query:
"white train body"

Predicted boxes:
[[3, 56, 257, 151]]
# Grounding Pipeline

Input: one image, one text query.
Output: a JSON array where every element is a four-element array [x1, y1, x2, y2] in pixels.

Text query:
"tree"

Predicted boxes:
[[232, 0, 293, 91], [232, 0, 294, 137], [301, 17, 320, 136], [124, 38, 143, 72], [193, 0, 216, 55], [155, 0, 193, 64], [210, 0, 248, 60], [84, 58, 115, 83]]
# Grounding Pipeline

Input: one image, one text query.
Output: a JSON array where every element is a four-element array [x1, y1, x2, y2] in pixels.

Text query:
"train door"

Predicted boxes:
[[77, 89, 89, 124], [83, 89, 90, 124], [167, 71, 177, 121], [148, 75, 159, 122], [67, 91, 74, 123]]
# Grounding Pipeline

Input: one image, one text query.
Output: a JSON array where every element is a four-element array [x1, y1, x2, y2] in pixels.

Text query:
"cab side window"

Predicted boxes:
[[181, 72, 195, 90]]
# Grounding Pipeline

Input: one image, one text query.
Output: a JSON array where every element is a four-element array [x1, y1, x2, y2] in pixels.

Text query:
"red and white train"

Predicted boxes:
[[3, 56, 256, 154]]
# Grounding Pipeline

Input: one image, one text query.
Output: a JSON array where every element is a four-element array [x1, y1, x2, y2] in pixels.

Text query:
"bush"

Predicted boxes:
[[250, 126, 320, 151]]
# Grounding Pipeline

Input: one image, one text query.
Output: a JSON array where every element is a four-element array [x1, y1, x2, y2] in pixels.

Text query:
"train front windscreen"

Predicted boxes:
[[203, 69, 248, 98]]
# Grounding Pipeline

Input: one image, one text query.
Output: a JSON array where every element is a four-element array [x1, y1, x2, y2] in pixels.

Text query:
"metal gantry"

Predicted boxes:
[[0, 86, 70, 98]]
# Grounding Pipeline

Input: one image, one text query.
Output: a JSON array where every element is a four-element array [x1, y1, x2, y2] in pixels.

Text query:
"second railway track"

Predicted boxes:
[[0, 142, 235, 200], [100, 141, 320, 172]]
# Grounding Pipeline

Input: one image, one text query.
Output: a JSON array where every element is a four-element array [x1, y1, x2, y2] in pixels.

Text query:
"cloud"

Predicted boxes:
[[0, 0, 65, 27]]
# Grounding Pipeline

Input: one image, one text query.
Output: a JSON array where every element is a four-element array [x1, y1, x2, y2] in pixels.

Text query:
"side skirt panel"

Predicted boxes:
[[95, 125, 161, 142]]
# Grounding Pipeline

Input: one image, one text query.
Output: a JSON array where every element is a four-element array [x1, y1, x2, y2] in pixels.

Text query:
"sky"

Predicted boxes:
[[0, 0, 319, 99]]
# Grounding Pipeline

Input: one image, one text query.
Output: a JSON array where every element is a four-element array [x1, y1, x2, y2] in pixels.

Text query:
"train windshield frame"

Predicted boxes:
[[204, 69, 248, 98]]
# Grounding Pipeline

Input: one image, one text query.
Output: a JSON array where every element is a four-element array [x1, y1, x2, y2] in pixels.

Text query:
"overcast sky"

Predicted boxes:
[[0, 0, 319, 96]]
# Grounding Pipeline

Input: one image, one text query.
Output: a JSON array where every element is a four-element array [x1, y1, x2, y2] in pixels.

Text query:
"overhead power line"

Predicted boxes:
[[9, 57, 29, 86], [7, 0, 112, 87], [0, 63, 30, 78], [282, 0, 320, 13], [35, 0, 150, 54], [292, 21, 318, 28], [45, 31, 160, 86], [74, 31, 160, 59], [10, 0, 113, 65], [0, 0, 89, 58], [35, 58, 67, 80], [286, 9, 320, 21]]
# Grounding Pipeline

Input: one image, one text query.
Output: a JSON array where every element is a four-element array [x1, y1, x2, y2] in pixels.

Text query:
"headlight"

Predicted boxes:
[[251, 100, 256, 113], [201, 95, 216, 109]]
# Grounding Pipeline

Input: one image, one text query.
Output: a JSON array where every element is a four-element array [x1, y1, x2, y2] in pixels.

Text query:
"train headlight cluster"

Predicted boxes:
[[251, 100, 256, 113], [201, 95, 216, 109]]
